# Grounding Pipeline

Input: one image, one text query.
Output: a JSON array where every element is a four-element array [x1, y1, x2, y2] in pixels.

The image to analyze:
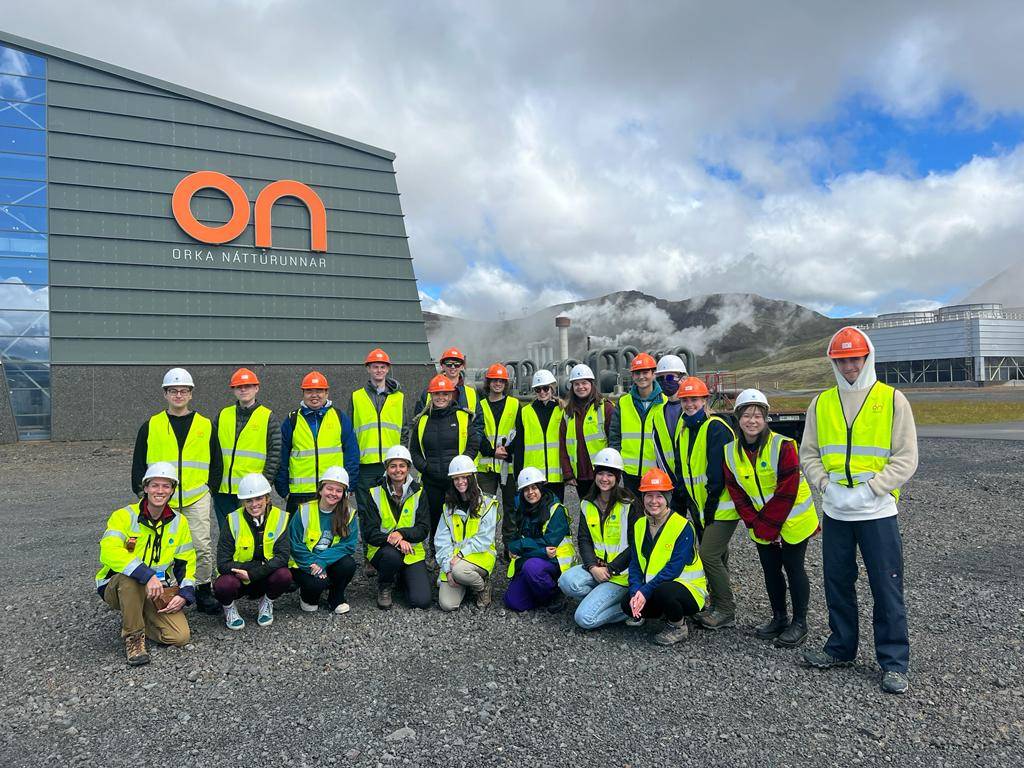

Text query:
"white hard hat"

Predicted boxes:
[[162, 367, 194, 388], [531, 370, 557, 389], [592, 447, 625, 472], [143, 462, 178, 485], [318, 466, 350, 487], [384, 445, 412, 465], [516, 466, 546, 490], [734, 388, 770, 413], [237, 473, 272, 500], [656, 355, 687, 376], [568, 363, 595, 382], [447, 454, 477, 476]]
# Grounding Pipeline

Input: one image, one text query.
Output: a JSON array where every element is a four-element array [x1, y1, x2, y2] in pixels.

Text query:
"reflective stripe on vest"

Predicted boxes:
[[633, 513, 707, 608], [815, 382, 899, 501], [288, 408, 344, 494], [617, 393, 665, 476], [217, 405, 271, 493], [478, 397, 520, 473], [287, 500, 356, 567], [521, 403, 564, 483], [366, 486, 426, 565], [440, 496, 499, 580], [95, 503, 193, 589], [564, 403, 609, 476], [724, 432, 819, 545], [227, 506, 289, 563], [679, 414, 737, 524], [351, 389, 405, 465], [416, 409, 469, 458], [581, 499, 630, 586], [146, 411, 212, 507], [650, 401, 684, 479]]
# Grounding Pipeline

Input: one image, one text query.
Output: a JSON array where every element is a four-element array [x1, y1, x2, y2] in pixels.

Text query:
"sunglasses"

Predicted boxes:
[[441, 361, 463, 368]]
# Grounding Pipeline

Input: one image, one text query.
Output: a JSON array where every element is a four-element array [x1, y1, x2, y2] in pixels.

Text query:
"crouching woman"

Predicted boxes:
[[96, 462, 196, 666]]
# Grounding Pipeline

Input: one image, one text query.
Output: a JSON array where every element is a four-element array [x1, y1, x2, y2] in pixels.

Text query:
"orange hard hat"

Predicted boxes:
[[440, 347, 466, 363], [639, 468, 674, 493], [630, 352, 657, 371], [679, 376, 710, 397], [427, 374, 457, 393], [230, 367, 259, 387], [485, 363, 510, 380], [365, 348, 391, 365], [828, 327, 871, 359], [301, 371, 329, 389]]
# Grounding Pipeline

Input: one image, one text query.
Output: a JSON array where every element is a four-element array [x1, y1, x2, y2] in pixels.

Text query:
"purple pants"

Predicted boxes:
[[504, 557, 561, 612], [214, 567, 293, 605]]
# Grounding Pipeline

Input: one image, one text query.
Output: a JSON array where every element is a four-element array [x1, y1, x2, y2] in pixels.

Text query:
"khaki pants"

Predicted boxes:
[[700, 519, 739, 614], [102, 574, 190, 646], [176, 492, 213, 584], [438, 560, 488, 611]]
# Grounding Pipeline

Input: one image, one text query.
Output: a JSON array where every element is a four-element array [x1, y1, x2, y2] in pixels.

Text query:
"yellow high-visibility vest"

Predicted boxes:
[[146, 411, 212, 507]]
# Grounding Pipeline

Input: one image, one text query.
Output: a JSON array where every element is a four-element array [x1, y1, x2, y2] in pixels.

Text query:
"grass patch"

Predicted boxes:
[[764, 396, 1024, 425]]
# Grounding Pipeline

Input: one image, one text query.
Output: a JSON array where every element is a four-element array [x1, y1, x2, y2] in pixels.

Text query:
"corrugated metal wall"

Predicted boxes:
[[872, 318, 1024, 362]]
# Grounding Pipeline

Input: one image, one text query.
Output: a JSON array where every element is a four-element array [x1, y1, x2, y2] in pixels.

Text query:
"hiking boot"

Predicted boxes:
[[546, 595, 566, 614], [474, 585, 492, 609], [775, 619, 808, 648], [196, 583, 220, 615], [223, 601, 245, 631], [299, 597, 319, 612], [881, 670, 909, 694], [755, 612, 790, 640], [377, 585, 393, 610], [125, 631, 150, 666], [802, 648, 853, 669], [256, 596, 274, 627], [653, 620, 689, 646], [364, 562, 378, 578], [625, 616, 646, 627], [695, 609, 735, 630], [425, 554, 439, 573]]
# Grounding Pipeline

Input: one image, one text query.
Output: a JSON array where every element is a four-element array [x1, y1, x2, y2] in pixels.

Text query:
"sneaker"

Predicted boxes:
[[801, 648, 853, 669], [377, 585, 393, 610], [775, 619, 808, 648], [653, 620, 689, 645], [299, 597, 319, 613], [546, 595, 566, 614], [257, 597, 274, 627], [124, 631, 150, 666], [754, 613, 789, 640], [625, 616, 646, 627], [695, 609, 735, 630], [223, 602, 245, 630], [333, 602, 351, 615], [881, 670, 909, 694]]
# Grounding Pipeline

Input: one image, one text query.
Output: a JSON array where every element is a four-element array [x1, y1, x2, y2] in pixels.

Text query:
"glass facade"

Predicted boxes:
[[876, 358, 975, 385], [1, 43, 49, 439]]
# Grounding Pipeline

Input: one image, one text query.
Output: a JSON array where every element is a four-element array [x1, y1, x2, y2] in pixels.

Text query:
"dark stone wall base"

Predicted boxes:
[[0, 363, 19, 444]]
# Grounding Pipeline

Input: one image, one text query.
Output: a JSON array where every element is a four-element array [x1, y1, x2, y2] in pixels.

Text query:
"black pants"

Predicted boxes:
[[622, 473, 640, 497], [291, 556, 356, 609], [372, 546, 432, 609], [574, 478, 594, 500], [422, 478, 447, 541], [620, 581, 701, 623], [478, 471, 517, 552], [286, 492, 316, 514], [756, 538, 810, 621]]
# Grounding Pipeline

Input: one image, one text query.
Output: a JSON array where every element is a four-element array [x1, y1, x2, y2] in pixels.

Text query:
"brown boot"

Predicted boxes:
[[125, 631, 150, 666], [474, 583, 492, 609], [377, 585, 393, 610]]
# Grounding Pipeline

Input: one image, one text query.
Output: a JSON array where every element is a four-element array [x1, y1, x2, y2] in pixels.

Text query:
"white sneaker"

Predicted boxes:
[[333, 602, 350, 615], [257, 596, 274, 626], [299, 597, 319, 613], [223, 602, 245, 631]]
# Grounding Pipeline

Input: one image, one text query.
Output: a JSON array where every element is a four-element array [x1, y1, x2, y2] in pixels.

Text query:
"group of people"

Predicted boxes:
[[97, 327, 918, 694]]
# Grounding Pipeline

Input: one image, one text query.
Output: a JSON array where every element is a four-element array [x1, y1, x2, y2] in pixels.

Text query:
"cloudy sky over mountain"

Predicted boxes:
[[10, 1, 1024, 318]]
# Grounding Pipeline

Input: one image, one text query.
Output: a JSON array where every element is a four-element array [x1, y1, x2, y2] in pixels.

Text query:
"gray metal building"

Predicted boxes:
[[0, 32, 432, 443], [867, 303, 1024, 386]]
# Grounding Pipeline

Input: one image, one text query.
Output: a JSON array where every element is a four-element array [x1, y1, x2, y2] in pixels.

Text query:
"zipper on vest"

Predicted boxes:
[[748, 448, 767, 506], [843, 382, 876, 488]]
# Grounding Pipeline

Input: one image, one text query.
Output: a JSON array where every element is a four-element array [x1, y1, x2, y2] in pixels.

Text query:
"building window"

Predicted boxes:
[[986, 357, 1024, 382], [0, 44, 48, 439], [875, 358, 974, 385]]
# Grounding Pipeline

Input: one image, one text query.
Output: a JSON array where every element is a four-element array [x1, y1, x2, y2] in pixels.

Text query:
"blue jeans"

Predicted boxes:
[[822, 514, 909, 673], [558, 565, 628, 630]]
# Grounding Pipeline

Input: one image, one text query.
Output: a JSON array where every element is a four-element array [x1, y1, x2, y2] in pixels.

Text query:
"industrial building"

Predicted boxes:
[[0, 31, 432, 443], [867, 303, 1024, 386]]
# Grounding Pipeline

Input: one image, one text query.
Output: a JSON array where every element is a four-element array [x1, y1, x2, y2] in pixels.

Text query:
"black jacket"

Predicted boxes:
[[216, 510, 291, 581], [410, 402, 482, 485], [211, 402, 282, 487], [131, 411, 223, 498], [359, 475, 430, 548], [576, 498, 637, 575]]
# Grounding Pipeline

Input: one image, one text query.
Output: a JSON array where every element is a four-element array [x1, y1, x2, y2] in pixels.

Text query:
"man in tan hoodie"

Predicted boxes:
[[799, 327, 918, 694]]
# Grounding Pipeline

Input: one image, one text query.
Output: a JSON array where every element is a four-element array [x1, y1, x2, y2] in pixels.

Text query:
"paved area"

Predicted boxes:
[[917, 421, 1024, 440]]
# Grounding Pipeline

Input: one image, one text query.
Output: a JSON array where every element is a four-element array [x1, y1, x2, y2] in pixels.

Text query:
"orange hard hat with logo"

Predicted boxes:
[[440, 347, 466, 363], [427, 374, 457, 393], [828, 327, 871, 359], [639, 468, 674, 493], [365, 348, 391, 365], [301, 371, 329, 389], [679, 376, 710, 397], [630, 352, 657, 371], [485, 363, 510, 380], [230, 367, 259, 387]]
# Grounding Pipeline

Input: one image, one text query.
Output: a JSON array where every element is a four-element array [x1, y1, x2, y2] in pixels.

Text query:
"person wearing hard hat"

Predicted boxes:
[[608, 353, 666, 496], [131, 367, 222, 615], [799, 327, 918, 695], [214, 473, 292, 630], [275, 371, 360, 515], [650, 354, 700, 520], [557, 448, 637, 630], [509, 369, 565, 502], [503, 466, 576, 612], [288, 466, 359, 614], [434, 455, 499, 610], [723, 390, 820, 648], [411, 374, 482, 568], [559, 363, 614, 500], [475, 363, 520, 559], [361, 445, 432, 610], [212, 367, 281, 528], [97, 462, 196, 666], [621, 468, 706, 645]]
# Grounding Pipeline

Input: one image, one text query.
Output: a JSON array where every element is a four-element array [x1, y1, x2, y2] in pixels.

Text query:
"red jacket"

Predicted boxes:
[[724, 438, 800, 542], [559, 400, 615, 482]]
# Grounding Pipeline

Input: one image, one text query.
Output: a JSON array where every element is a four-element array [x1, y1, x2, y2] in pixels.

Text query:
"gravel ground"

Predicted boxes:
[[1, 438, 1022, 767]]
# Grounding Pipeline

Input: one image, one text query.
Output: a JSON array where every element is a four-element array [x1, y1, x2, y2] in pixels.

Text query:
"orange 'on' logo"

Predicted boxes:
[[172, 171, 327, 252]]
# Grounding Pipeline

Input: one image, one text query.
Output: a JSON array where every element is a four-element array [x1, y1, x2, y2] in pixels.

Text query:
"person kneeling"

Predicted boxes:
[[621, 469, 707, 645], [214, 473, 293, 629], [96, 462, 195, 666], [289, 467, 359, 614], [435, 455, 499, 611]]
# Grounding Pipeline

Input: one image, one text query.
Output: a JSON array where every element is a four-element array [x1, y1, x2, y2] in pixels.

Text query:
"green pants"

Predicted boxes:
[[700, 519, 738, 614]]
